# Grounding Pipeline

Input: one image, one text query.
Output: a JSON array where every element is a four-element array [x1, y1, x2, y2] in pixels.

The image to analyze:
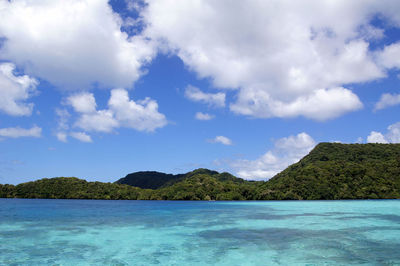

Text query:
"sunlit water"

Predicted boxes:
[[1, 199, 400, 265]]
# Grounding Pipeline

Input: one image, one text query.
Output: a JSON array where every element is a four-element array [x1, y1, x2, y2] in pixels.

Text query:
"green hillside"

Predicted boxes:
[[256, 143, 400, 200], [0, 177, 149, 200], [1, 143, 400, 200], [152, 170, 260, 200], [115, 171, 185, 189]]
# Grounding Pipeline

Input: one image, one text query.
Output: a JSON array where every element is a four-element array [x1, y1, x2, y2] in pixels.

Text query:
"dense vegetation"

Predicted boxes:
[[257, 143, 400, 200], [1, 143, 400, 200], [0, 170, 260, 200], [115, 171, 186, 189], [0, 177, 148, 200]]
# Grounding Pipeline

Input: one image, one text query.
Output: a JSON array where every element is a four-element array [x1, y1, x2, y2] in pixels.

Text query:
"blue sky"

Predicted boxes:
[[0, 0, 400, 184]]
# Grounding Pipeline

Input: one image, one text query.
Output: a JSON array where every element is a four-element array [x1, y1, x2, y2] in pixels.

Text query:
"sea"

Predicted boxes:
[[0, 199, 399, 265]]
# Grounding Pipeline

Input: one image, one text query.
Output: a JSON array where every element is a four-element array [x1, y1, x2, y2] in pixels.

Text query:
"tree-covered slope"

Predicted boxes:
[[152, 171, 260, 200], [115, 168, 245, 190], [115, 171, 185, 189], [256, 143, 400, 200], [0, 177, 149, 200]]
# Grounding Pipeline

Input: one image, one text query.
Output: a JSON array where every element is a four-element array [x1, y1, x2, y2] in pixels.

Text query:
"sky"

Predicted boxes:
[[0, 0, 400, 184]]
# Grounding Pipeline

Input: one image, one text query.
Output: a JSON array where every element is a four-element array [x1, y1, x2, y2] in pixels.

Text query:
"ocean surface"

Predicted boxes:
[[1, 199, 400, 265]]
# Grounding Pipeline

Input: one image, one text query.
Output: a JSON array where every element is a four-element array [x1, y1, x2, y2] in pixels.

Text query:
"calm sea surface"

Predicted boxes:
[[0, 199, 400, 265]]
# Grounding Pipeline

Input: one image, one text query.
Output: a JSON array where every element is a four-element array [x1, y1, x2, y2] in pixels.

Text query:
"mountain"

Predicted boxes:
[[115, 171, 185, 189], [256, 143, 400, 200], [151, 169, 261, 200], [114, 168, 245, 189], [1, 143, 400, 200]]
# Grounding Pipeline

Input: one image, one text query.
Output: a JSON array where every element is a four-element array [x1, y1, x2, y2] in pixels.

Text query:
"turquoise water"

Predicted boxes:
[[1, 199, 400, 265]]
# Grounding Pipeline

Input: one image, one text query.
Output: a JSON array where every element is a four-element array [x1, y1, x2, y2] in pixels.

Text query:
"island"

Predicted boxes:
[[1, 143, 400, 200]]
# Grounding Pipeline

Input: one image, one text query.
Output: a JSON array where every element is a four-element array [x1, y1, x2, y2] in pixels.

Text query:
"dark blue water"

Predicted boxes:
[[1, 199, 400, 265]]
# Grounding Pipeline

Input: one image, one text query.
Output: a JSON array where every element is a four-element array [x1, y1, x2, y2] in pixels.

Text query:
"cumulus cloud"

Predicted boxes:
[[374, 93, 400, 111], [141, 0, 400, 120], [208, 136, 232, 146], [231, 87, 363, 121], [231, 133, 316, 180], [367, 122, 400, 143], [377, 42, 400, 70], [0, 0, 156, 89], [75, 110, 118, 133], [195, 112, 214, 120], [66, 93, 97, 113], [63, 89, 166, 136], [367, 131, 388, 143], [0, 125, 42, 139], [184, 85, 225, 108], [70, 131, 92, 143], [0, 63, 38, 116], [109, 88, 167, 132]]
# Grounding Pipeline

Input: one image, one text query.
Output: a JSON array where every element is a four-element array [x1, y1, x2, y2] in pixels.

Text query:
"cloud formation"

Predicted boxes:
[[374, 93, 400, 111], [66, 93, 97, 113], [0, 125, 42, 139], [59, 89, 167, 141], [208, 136, 232, 146], [231, 132, 316, 180], [367, 122, 400, 143], [142, 0, 400, 120], [184, 85, 225, 108], [195, 112, 214, 121], [0, 0, 156, 89], [0, 63, 38, 116], [70, 131, 92, 143], [377, 42, 400, 70]]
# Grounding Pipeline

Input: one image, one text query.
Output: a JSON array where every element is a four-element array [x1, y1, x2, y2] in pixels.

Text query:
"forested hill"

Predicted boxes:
[[1, 143, 400, 200], [258, 143, 400, 200], [115, 171, 186, 189], [115, 168, 245, 189]]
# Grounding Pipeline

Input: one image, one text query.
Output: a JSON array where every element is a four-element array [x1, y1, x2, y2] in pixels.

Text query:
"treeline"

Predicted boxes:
[[1, 143, 400, 200], [0, 177, 148, 200], [0, 173, 261, 200]]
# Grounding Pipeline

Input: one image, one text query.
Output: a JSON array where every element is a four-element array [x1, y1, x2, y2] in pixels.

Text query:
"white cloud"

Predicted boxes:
[[55, 108, 70, 131], [0, 63, 38, 116], [208, 136, 232, 146], [367, 131, 388, 143], [231, 87, 363, 121], [377, 42, 400, 70], [184, 85, 225, 108], [63, 89, 167, 135], [0, 125, 42, 138], [374, 93, 400, 111], [0, 0, 156, 89], [109, 88, 167, 132], [141, 0, 400, 120], [231, 132, 316, 180], [367, 122, 400, 143], [195, 112, 214, 120], [55, 108, 71, 142], [70, 131, 92, 143], [75, 110, 118, 133], [56, 132, 68, 142], [66, 93, 97, 113]]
